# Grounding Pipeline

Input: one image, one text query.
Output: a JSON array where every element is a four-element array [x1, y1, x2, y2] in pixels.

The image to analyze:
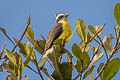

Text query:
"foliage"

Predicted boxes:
[[0, 3, 120, 80]]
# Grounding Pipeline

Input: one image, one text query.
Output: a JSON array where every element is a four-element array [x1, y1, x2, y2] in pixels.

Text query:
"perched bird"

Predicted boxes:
[[43, 13, 72, 54]]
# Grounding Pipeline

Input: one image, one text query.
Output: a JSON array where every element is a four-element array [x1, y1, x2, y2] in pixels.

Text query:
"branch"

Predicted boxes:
[[97, 36, 108, 60], [95, 45, 117, 80], [35, 60, 44, 80], [73, 60, 84, 80], [89, 42, 101, 64], [11, 15, 30, 53], [95, 28, 120, 80], [26, 65, 39, 74], [0, 27, 15, 46]]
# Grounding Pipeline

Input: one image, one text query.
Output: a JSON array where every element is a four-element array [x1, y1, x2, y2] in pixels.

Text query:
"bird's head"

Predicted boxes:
[[56, 13, 69, 23]]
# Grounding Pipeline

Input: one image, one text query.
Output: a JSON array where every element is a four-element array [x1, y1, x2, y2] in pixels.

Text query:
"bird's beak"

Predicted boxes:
[[65, 14, 69, 17]]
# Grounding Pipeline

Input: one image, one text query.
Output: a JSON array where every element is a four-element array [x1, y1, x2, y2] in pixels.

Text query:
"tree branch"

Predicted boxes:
[[11, 23, 30, 53], [35, 60, 44, 80], [95, 28, 120, 80]]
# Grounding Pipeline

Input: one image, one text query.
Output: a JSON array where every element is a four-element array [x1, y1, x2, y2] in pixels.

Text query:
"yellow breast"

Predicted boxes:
[[58, 20, 72, 43]]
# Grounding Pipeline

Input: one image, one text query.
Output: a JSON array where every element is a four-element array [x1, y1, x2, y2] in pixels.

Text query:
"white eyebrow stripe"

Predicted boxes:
[[56, 14, 65, 20]]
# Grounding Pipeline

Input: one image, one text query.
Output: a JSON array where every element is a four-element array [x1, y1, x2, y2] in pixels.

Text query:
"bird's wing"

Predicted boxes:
[[43, 23, 63, 53]]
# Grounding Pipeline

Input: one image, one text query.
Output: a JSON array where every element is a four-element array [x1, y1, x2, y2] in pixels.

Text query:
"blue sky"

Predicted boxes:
[[0, 0, 120, 80]]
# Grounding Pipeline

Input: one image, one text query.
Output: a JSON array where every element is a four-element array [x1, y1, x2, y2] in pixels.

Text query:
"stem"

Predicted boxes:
[[73, 60, 84, 80], [95, 28, 119, 79], [26, 65, 39, 74], [35, 60, 44, 80], [11, 23, 29, 53], [97, 36, 108, 60], [95, 46, 116, 80]]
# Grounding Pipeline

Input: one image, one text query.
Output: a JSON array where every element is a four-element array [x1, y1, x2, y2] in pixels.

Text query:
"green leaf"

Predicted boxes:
[[59, 62, 72, 80], [89, 51, 104, 67], [25, 42, 36, 61], [24, 47, 33, 67], [18, 56, 22, 80], [114, 3, 120, 26], [102, 58, 120, 80], [52, 62, 72, 80], [97, 63, 104, 79], [25, 27, 45, 54], [79, 41, 90, 52], [115, 26, 120, 39], [72, 43, 90, 72], [90, 25, 104, 39], [89, 73, 94, 80], [25, 27, 34, 42], [72, 43, 82, 59], [14, 38, 27, 56], [50, 47, 63, 80], [95, 25, 104, 36], [83, 66, 94, 79], [76, 18, 87, 41], [42, 68, 52, 80], [75, 58, 90, 72], [5, 49, 16, 65], [5, 53, 21, 76], [88, 25, 96, 34], [4, 60, 16, 74], [54, 11, 58, 18], [103, 34, 114, 54], [63, 48, 73, 63], [34, 40, 45, 54], [75, 60, 82, 72]]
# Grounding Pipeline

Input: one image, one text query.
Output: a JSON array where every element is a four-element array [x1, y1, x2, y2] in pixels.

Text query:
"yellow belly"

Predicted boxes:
[[58, 21, 72, 43]]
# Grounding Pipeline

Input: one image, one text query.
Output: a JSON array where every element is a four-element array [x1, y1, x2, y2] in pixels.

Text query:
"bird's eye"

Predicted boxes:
[[56, 15, 64, 22], [59, 15, 64, 19]]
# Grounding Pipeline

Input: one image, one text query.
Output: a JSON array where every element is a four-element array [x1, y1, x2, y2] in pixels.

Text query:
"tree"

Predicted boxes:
[[0, 3, 120, 80]]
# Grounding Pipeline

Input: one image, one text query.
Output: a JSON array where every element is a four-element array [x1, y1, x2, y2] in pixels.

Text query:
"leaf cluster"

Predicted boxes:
[[0, 3, 120, 80]]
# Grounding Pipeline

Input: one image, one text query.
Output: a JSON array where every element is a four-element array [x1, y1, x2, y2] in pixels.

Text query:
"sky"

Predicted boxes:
[[0, 0, 120, 80]]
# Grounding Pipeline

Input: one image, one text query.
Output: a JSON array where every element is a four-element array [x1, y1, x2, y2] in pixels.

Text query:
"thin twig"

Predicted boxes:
[[40, 34, 46, 41], [114, 27, 118, 39], [89, 43, 101, 65], [94, 39, 100, 45], [95, 45, 117, 80], [0, 44, 6, 58], [26, 65, 39, 74], [11, 14, 30, 53], [97, 36, 108, 60], [4, 33, 15, 46], [11, 24, 29, 53], [36, 40, 44, 50], [81, 24, 105, 50], [73, 60, 84, 80], [35, 60, 44, 80], [95, 28, 120, 80], [47, 60, 55, 70], [0, 27, 15, 45]]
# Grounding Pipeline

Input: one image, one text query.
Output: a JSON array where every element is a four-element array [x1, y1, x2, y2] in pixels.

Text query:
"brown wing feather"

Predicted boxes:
[[43, 23, 63, 54]]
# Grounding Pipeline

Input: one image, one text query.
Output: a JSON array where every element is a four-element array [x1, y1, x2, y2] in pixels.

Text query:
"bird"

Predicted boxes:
[[43, 13, 72, 54]]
